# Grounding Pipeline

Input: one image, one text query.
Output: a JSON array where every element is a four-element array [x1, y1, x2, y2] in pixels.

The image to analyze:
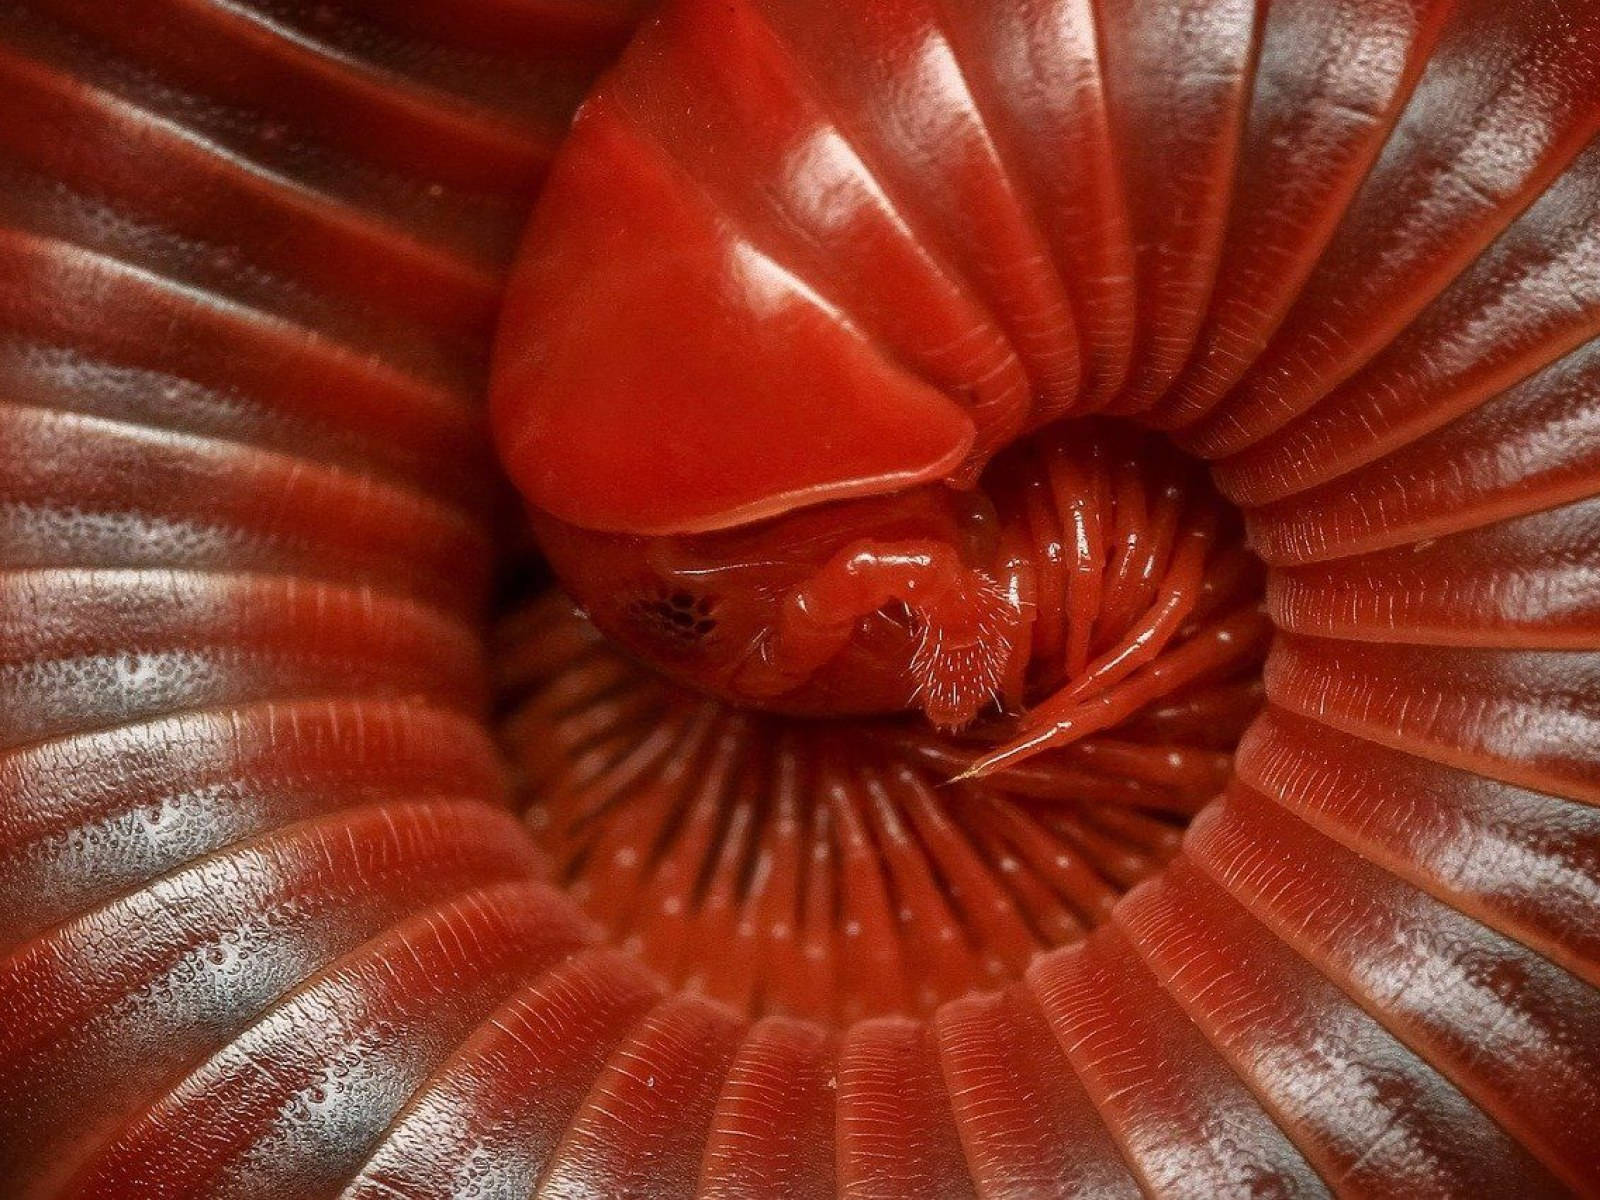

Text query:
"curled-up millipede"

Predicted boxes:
[[2, 0, 1600, 1196]]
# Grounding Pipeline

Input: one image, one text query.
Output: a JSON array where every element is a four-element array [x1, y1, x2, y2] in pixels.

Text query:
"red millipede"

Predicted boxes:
[[2, 0, 1598, 1197]]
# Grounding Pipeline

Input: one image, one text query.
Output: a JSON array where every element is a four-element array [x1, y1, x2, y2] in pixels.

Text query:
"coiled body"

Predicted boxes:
[[3, 1, 1600, 1199], [0, 1, 642, 1195]]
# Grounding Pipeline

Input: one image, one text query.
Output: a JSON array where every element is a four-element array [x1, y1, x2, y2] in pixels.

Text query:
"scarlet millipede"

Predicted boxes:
[[2, 0, 1599, 1197]]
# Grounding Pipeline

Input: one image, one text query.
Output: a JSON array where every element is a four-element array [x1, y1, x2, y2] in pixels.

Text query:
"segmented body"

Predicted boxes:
[[2, 0, 1599, 1197]]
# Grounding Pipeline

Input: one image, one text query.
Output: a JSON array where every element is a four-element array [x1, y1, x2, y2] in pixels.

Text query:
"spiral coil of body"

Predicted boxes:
[[3, 0, 1600, 1196]]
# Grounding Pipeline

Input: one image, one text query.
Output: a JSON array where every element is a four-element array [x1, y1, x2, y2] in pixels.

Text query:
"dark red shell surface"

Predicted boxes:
[[4, 1, 1600, 1198]]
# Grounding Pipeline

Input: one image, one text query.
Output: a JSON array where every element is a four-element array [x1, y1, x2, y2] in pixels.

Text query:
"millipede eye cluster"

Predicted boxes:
[[625, 587, 721, 652]]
